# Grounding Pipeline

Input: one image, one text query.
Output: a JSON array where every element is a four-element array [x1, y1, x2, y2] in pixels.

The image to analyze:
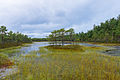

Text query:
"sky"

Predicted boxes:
[[0, 0, 120, 38]]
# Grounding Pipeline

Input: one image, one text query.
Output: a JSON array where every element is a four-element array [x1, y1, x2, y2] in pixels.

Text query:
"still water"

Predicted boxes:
[[0, 42, 120, 79], [8, 42, 120, 57]]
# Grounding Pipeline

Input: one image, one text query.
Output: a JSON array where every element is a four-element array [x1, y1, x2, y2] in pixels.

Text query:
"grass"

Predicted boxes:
[[0, 43, 31, 68], [100, 43, 120, 46], [0, 43, 32, 57], [0, 47, 21, 57], [0, 42, 22, 49], [0, 53, 14, 68], [45, 45, 85, 51], [3, 45, 120, 80], [82, 42, 120, 46], [0, 42, 32, 49], [0, 42, 32, 54]]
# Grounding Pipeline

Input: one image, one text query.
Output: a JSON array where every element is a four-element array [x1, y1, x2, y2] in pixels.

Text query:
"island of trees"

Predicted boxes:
[[0, 26, 32, 48], [47, 28, 75, 45]]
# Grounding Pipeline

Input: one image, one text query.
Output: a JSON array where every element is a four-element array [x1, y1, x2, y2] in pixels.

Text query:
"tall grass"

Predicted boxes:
[[0, 53, 14, 68], [0, 42, 22, 49], [5, 45, 120, 80]]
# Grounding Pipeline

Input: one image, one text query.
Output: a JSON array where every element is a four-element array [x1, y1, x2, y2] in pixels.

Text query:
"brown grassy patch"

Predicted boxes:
[[0, 53, 14, 68], [45, 45, 85, 52]]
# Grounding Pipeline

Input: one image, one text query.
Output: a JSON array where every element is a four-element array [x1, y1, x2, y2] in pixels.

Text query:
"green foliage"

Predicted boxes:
[[32, 38, 48, 42], [75, 15, 120, 43], [47, 15, 120, 44], [0, 26, 32, 48], [47, 28, 75, 45]]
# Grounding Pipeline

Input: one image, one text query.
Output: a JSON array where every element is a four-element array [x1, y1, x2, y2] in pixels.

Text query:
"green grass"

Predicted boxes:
[[0, 53, 14, 68], [0, 42, 32, 49], [0, 47, 21, 57], [0, 42, 31, 55], [0, 43, 32, 57], [0, 53, 8, 68], [0, 43, 30, 68], [4, 45, 120, 80], [83, 42, 120, 46], [45, 45, 85, 51]]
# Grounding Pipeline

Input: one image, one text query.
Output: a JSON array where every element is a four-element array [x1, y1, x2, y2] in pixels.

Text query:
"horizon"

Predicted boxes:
[[0, 0, 120, 38]]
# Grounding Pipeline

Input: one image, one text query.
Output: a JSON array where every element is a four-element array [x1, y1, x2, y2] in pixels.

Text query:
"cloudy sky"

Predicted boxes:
[[0, 0, 120, 38]]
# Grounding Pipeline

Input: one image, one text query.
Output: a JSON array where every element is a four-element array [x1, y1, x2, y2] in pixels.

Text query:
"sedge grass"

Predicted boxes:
[[5, 45, 120, 80], [0, 53, 14, 68]]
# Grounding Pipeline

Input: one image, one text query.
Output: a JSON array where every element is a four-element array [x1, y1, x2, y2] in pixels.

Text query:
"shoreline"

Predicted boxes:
[[0, 42, 33, 50], [0, 42, 33, 69]]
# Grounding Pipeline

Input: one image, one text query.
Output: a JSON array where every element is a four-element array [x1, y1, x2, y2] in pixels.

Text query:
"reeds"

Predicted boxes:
[[5, 45, 120, 80]]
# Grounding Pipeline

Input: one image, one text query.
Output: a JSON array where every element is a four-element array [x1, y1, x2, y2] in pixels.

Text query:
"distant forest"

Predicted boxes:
[[0, 26, 32, 48], [42, 15, 120, 43], [32, 38, 48, 42], [75, 15, 120, 43]]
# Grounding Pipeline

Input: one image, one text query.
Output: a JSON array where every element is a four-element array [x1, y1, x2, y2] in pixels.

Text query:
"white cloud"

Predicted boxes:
[[0, 0, 90, 24], [0, 0, 120, 37], [23, 32, 50, 38]]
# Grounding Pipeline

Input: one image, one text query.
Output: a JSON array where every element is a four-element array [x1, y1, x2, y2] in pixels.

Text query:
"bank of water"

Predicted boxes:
[[0, 42, 120, 79], [0, 42, 49, 79]]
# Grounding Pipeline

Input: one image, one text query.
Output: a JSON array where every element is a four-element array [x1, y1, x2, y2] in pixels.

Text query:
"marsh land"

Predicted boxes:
[[0, 42, 120, 80]]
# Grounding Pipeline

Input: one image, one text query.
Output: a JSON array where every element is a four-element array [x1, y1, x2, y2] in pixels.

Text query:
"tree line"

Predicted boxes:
[[32, 38, 48, 42], [0, 26, 32, 48], [47, 15, 120, 44], [47, 28, 75, 45], [74, 15, 120, 43]]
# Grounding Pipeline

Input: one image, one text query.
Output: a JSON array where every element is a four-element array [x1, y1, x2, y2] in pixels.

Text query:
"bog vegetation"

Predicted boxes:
[[5, 45, 120, 80], [0, 53, 11, 68]]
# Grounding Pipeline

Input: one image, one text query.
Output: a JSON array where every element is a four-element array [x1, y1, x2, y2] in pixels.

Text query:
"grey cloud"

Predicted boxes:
[[0, 0, 120, 38]]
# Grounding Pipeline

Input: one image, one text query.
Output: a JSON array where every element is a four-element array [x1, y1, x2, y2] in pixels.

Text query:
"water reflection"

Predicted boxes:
[[2, 42, 120, 57], [14, 42, 49, 57]]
